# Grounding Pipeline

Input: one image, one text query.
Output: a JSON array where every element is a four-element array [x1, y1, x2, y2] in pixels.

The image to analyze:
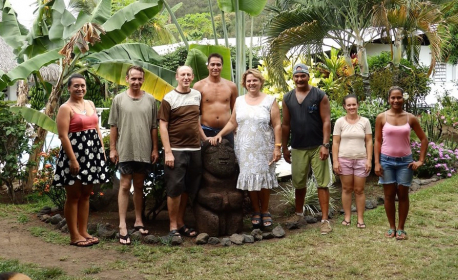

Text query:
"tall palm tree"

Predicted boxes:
[[263, 0, 379, 91]]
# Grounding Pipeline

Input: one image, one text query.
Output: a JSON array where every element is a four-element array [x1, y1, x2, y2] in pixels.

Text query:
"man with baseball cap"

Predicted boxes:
[[282, 63, 334, 234]]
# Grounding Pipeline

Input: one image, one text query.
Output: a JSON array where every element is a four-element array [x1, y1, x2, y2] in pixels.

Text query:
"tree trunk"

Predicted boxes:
[[16, 80, 29, 106], [24, 84, 63, 191]]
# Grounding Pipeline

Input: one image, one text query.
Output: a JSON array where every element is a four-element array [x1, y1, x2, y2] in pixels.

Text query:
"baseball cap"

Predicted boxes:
[[293, 63, 309, 75]]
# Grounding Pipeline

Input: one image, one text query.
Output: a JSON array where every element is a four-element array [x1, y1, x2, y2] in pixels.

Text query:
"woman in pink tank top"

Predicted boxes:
[[52, 74, 110, 247], [374, 86, 428, 240]]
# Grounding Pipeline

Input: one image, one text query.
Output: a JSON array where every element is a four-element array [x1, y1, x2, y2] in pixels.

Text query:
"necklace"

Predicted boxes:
[[71, 101, 86, 115]]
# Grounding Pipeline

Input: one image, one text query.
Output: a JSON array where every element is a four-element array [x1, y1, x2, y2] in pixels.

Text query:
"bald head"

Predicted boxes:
[[175, 65, 194, 91]]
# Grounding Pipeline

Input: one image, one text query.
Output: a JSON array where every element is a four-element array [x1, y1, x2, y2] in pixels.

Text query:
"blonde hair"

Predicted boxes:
[[241, 69, 264, 90]]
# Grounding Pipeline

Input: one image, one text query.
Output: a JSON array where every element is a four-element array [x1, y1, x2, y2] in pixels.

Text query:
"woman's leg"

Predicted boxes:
[[260, 188, 272, 227], [340, 175, 354, 224], [77, 183, 93, 239], [396, 185, 410, 231], [248, 191, 261, 226], [383, 183, 397, 236], [353, 176, 367, 226], [64, 183, 86, 243]]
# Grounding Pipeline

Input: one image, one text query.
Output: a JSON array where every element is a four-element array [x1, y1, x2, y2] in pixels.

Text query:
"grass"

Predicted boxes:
[[0, 259, 65, 280], [1, 176, 458, 279]]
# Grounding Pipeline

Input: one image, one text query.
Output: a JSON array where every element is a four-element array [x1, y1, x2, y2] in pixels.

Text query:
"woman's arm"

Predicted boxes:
[[269, 99, 282, 165], [56, 104, 79, 175], [374, 113, 384, 176], [332, 135, 341, 174], [365, 133, 373, 173], [409, 114, 428, 170]]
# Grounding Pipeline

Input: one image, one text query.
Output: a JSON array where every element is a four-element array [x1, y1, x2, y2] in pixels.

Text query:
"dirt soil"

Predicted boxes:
[[0, 175, 439, 279]]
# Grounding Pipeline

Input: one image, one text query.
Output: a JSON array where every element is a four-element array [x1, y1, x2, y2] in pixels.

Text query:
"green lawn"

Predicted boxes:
[[1, 176, 457, 279]]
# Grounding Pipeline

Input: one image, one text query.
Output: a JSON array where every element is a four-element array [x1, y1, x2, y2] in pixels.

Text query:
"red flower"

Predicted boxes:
[[99, 192, 104, 196], [45, 164, 52, 168]]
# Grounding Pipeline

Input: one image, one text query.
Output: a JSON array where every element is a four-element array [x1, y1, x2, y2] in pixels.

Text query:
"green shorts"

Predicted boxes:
[[291, 146, 334, 189]]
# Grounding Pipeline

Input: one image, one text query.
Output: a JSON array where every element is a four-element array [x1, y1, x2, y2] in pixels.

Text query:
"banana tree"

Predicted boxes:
[[0, 0, 176, 190], [217, 0, 267, 94]]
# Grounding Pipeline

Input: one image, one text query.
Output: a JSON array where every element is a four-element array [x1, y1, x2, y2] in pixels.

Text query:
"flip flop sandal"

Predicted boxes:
[[178, 225, 197, 237], [251, 212, 261, 229], [86, 236, 99, 245], [133, 225, 149, 236], [396, 230, 408, 240], [341, 220, 351, 226], [70, 239, 93, 247], [119, 233, 131, 245], [356, 222, 366, 229], [261, 212, 273, 229], [385, 228, 396, 238], [169, 229, 181, 237]]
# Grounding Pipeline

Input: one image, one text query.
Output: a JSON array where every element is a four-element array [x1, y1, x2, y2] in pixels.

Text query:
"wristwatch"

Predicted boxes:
[[322, 143, 330, 149]]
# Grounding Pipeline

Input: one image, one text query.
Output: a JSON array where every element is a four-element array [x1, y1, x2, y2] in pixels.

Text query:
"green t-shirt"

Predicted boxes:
[[108, 91, 157, 163]]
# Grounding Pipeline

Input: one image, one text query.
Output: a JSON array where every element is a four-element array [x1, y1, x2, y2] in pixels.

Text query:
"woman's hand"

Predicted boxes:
[[374, 162, 383, 177], [408, 160, 423, 171], [365, 159, 372, 173], [269, 146, 281, 166], [208, 135, 222, 146], [333, 162, 341, 175], [69, 159, 80, 175]]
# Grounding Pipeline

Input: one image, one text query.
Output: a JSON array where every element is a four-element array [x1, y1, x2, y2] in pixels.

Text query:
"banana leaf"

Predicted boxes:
[[10, 107, 58, 134], [185, 49, 209, 84]]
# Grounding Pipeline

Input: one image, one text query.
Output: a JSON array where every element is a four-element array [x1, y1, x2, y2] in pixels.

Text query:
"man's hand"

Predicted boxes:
[[283, 148, 291, 164], [151, 149, 159, 164], [110, 149, 119, 164], [319, 146, 329, 161], [165, 151, 175, 168]]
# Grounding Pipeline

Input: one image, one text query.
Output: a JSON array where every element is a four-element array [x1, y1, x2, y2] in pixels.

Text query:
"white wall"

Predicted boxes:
[[3, 84, 18, 101]]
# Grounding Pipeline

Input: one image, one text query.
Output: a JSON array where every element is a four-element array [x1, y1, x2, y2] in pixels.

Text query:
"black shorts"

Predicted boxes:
[[165, 150, 202, 198], [118, 161, 151, 175], [201, 125, 234, 147]]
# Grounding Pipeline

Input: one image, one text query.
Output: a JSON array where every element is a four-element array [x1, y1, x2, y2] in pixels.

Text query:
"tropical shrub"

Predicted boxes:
[[411, 141, 458, 178], [0, 94, 35, 202]]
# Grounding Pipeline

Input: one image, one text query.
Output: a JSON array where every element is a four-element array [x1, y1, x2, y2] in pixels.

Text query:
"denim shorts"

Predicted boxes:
[[378, 154, 413, 187]]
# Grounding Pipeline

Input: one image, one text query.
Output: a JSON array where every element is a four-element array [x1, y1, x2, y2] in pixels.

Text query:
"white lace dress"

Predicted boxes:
[[235, 94, 278, 191]]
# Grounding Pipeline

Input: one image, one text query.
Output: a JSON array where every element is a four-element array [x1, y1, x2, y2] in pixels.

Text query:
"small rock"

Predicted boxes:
[[420, 179, 431, 185], [208, 237, 220, 245], [39, 206, 52, 214], [285, 222, 299, 230], [130, 231, 142, 241], [55, 218, 67, 230], [431, 175, 440, 182], [262, 232, 275, 239], [243, 234, 254, 243], [315, 212, 323, 221], [60, 224, 68, 233], [49, 214, 63, 225], [272, 226, 285, 238], [377, 196, 384, 205], [196, 233, 210, 245], [328, 210, 334, 219], [412, 178, 421, 185], [339, 208, 345, 214], [229, 234, 244, 245], [144, 235, 159, 244], [87, 223, 98, 234], [171, 235, 183, 246], [305, 216, 317, 224], [50, 207, 59, 213], [221, 238, 231, 246], [410, 183, 421, 192], [40, 214, 51, 222], [351, 206, 357, 212], [251, 229, 263, 241], [365, 200, 375, 209], [97, 225, 116, 239]]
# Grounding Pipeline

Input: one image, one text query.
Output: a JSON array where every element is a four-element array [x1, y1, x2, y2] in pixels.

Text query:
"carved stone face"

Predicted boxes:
[[202, 139, 236, 178]]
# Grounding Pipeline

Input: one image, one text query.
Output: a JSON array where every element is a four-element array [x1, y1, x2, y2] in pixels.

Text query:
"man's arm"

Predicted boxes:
[[319, 95, 331, 160], [228, 81, 238, 111], [281, 100, 292, 164], [151, 128, 159, 164], [159, 120, 174, 168], [109, 126, 119, 164]]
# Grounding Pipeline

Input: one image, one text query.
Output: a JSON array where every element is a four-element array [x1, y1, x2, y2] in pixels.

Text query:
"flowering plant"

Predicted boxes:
[[34, 147, 66, 209], [411, 141, 457, 178]]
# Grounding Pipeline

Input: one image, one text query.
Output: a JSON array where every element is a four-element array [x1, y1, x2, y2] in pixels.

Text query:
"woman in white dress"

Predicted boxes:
[[209, 69, 282, 229]]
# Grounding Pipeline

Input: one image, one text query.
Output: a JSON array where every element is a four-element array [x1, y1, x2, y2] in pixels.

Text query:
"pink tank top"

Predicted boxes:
[[69, 102, 98, 133], [381, 112, 411, 157]]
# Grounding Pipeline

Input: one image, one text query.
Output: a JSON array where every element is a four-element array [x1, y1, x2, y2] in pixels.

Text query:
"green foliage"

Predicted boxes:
[[368, 52, 431, 114], [162, 46, 189, 72], [0, 259, 65, 280], [412, 141, 458, 179], [175, 12, 215, 41], [33, 147, 66, 210], [0, 93, 34, 202], [82, 73, 105, 108], [420, 108, 443, 143]]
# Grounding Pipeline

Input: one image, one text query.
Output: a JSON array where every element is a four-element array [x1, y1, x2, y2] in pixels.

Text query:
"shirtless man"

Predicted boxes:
[[193, 53, 238, 145]]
